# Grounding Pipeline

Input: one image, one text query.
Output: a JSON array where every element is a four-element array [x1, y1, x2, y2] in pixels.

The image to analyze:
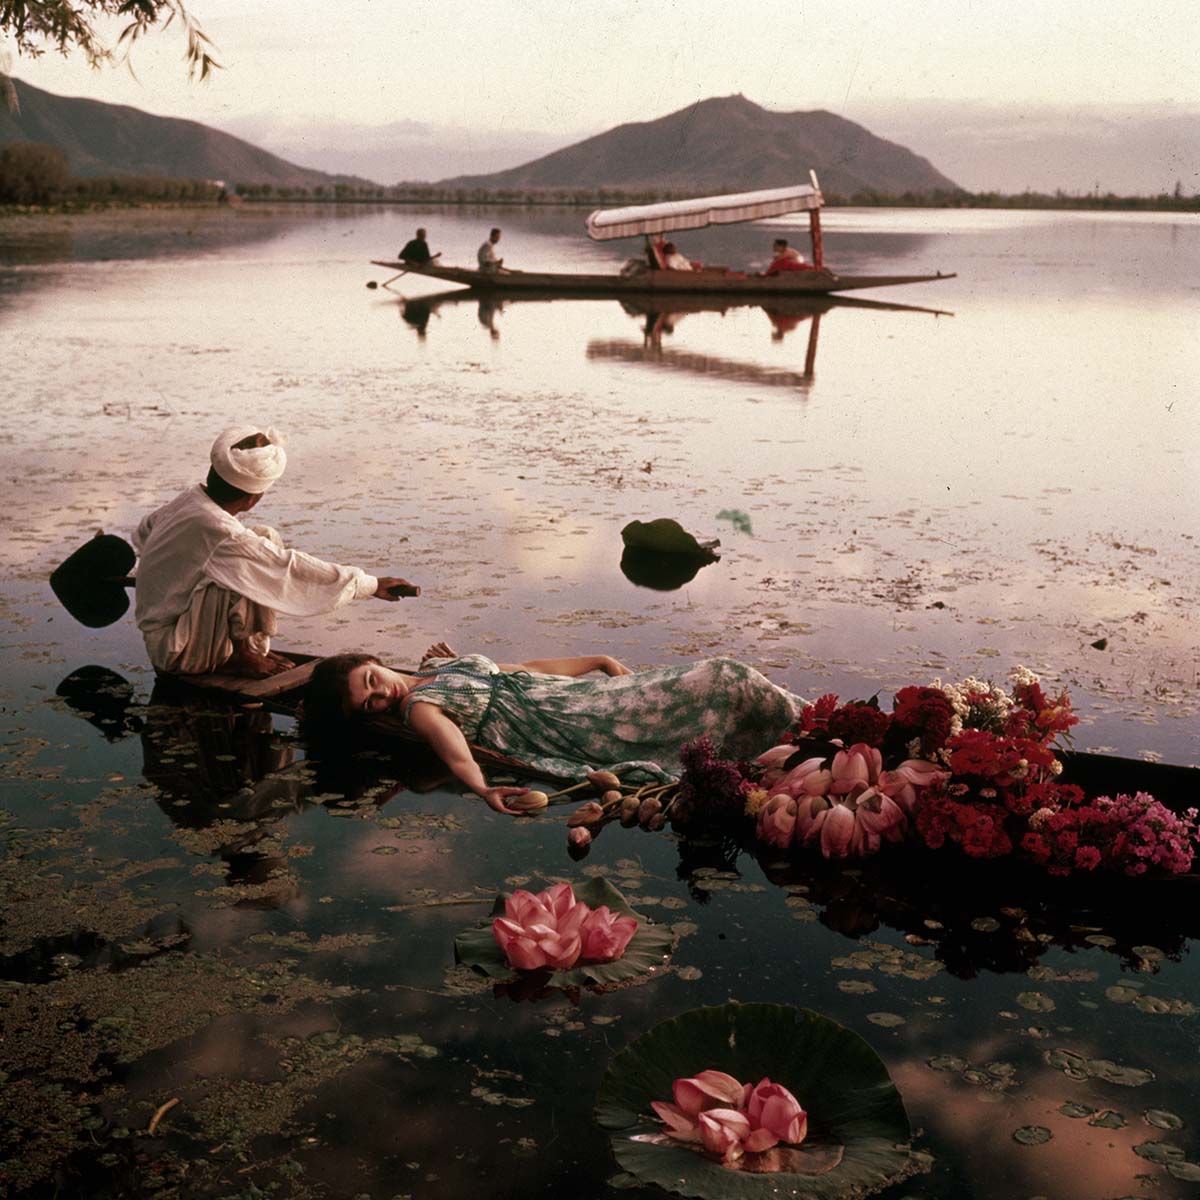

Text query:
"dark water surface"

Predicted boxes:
[[1, 205, 1198, 1198]]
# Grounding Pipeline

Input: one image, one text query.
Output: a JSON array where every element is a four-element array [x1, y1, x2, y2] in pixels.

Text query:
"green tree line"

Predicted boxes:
[[4, 141, 1196, 212], [0, 140, 220, 205]]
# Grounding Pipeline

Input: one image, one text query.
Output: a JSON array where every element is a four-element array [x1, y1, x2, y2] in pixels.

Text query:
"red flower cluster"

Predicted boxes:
[[915, 788, 1013, 858], [826, 702, 891, 748], [891, 686, 955, 756], [797, 694, 839, 735], [1004, 679, 1078, 741]]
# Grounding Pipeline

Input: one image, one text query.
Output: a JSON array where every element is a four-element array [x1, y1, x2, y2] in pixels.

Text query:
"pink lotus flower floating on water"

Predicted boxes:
[[492, 882, 637, 971], [754, 742, 946, 860], [652, 1069, 808, 1164]]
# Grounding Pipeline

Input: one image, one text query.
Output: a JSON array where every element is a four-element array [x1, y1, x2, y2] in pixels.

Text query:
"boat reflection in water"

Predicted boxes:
[[394, 287, 950, 390]]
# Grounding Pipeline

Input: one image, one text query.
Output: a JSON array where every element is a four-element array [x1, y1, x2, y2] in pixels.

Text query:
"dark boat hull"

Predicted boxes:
[[371, 261, 955, 296]]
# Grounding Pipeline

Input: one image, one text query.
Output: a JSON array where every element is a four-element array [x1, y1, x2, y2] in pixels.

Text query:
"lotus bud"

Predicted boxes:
[[508, 790, 549, 814], [568, 801, 605, 827], [587, 770, 622, 792], [620, 796, 640, 826], [638, 797, 663, 827], [601, 789, 623, 806], [646, 813, 666, 831], [567, 826, 593, 859]]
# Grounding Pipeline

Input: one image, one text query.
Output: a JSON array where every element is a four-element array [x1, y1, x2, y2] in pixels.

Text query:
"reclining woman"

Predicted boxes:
[[302, 644, 801, 814]]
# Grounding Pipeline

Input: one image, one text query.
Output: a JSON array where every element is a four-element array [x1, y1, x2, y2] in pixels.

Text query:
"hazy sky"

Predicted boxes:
[[5, 0, 1198, 189]]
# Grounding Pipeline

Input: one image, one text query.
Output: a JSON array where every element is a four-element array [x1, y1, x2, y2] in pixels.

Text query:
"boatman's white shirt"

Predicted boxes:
[[477, 240, 499, 268], [132, 484, 378, 635]]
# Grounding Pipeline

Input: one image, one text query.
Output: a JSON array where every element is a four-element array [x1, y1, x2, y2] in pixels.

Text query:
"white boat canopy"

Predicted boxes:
[[586, 176, 823, 241]]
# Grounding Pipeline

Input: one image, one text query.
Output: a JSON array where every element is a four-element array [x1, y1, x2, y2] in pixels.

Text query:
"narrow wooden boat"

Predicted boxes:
[[372, 177, 954, 297], [370, 259, 954, 297], [162, 653, 1198, 813]]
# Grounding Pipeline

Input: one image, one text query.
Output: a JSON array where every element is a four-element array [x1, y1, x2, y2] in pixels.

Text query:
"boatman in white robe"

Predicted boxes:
[[132, 425, 415, 678]]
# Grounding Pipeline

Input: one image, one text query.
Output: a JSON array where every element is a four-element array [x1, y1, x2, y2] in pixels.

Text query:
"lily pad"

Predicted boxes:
[[453, 876, 674, 989], [621, 518, 720, 559], [595, 1002, 914, 1200]]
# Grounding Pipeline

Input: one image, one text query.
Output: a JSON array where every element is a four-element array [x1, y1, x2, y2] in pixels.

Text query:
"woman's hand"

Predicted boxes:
[[600, 655, 633, 676], [481, 786, 530, 815], [423, 640, 456, 661]]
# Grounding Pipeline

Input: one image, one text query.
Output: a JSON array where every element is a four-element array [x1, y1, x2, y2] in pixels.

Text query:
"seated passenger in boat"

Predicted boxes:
[[133, 427, 414, 679], [661, 241, 694, 271], [764, 239, 815, 275], [302, 645, 802, 814], [398, 228, 438, 265], [477, 227, 505, 273]]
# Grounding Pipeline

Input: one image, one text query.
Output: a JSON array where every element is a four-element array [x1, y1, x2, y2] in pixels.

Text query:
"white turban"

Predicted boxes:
[[210, 425, 288, 494]]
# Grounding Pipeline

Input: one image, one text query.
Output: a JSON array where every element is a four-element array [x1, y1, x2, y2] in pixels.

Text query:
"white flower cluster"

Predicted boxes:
[[1009, 665, 1041, 688], [938, 675, 1014, 735]]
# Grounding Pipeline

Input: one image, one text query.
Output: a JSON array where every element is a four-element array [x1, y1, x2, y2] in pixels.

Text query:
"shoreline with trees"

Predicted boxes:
[[2, 143, 1195, 215]]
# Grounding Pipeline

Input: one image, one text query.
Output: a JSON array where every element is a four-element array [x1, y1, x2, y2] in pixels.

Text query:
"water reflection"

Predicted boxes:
[[56, 663, 1195, 983], [396, 286, 949, 391]]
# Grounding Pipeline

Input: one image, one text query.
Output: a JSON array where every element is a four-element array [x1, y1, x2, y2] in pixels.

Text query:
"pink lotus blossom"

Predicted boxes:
[[654, 1071, 808, 1163], [699, 1108, 753, 1162], [674, 1069, 748, 1113], [578, 905, 637, 962], [879, 759, 946, 815], [744, 1078, 808, 1151], [772, 756, 832, 798], [755, 744, 798, 786], [829, 743, 884, 797], [793, 792, 832, 846], [651, 1069, 747, 1143], [568, 801, 605, 827], [492, 882, 590, 970], [820, 799, 859, 857], [756, 793, 798, 849]]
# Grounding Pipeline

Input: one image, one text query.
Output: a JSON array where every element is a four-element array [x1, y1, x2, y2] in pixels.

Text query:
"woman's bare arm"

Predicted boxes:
[[495, 655, 632, 677], [406, 702, 529, 814]]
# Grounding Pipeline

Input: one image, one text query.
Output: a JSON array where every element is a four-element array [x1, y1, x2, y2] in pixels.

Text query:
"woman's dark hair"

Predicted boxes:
[[300, 653, 380, 741]]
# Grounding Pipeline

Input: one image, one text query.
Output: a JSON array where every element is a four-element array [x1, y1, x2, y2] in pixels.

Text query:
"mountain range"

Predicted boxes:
[[3, 81, 959, 196], [442, 95, 959, 195], [1, 77, 364, 189]]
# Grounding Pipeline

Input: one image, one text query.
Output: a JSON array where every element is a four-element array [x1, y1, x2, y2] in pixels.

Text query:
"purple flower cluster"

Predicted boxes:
[[1098, 792, 1198, 877], [678, 736, 749, 819]]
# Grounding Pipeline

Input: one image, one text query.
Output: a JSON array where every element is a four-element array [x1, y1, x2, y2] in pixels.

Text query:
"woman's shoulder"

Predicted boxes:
[[418, 653, 499, 675]]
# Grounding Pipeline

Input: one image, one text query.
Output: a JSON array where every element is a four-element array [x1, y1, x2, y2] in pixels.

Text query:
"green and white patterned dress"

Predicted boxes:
[[378, 653, 802, 783]]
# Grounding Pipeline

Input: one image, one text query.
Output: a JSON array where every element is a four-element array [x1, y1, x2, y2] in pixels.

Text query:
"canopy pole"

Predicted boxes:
[[809, 209, 825, 269]]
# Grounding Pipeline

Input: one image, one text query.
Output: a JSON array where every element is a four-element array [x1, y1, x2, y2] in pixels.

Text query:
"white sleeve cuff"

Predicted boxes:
[[356, 572, 379, 600]]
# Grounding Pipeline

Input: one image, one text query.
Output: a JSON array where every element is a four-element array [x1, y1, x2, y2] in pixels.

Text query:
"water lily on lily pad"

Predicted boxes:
[[597, 1003, 915, 1199], [455, 876, 675, 989]]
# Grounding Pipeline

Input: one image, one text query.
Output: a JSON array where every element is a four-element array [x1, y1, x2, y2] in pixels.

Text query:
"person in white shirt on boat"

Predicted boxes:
[[132, 426, 415, 679], [661, 241, 694, 271], [477, 228, 504, 273]]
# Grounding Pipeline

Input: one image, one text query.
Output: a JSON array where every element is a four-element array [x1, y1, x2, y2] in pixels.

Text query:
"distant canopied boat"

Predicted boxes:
[[372, 174, 955, 296]]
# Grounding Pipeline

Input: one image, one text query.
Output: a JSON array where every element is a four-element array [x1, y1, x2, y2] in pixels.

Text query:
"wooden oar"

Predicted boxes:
[[50, 532, 137, 627], [366, 269, 407, 290]]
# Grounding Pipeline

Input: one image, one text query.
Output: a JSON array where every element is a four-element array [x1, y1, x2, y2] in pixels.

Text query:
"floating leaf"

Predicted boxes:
[[1012, 1126, 1052, 1146], [621, 518, 720, 559], [596, 1002, 914, 1200], [1059, 1102, 1096, 1119], [1133, 1141, 1186, 1164], [453, 876, 674, 989], [1144, 1109, 1184, 1131], [1016, 992, 1055, 1013]]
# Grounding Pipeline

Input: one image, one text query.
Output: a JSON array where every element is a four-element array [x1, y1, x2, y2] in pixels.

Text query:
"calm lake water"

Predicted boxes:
[[1, 204, 1198, 1198]]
